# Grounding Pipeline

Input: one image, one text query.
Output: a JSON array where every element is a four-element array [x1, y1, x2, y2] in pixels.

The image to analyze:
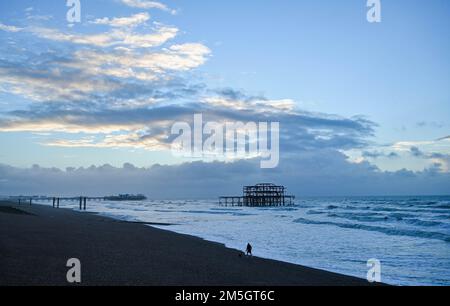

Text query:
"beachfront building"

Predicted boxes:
[[219, 183, 295, 207]]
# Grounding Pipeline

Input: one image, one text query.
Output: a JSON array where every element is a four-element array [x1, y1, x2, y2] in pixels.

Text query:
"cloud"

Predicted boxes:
[[408, 147, 450, 172], [1, 152, 449, 198], [203, 96, 296, 113], [45, 132, 170, 151], [0, 23, 23, 32], [387, 152, 400, 158], [0, 57, 121, 102], [24, 7, 53, 22], [0, 5, 448, 196], [0, 15, 374, 155], [65, 42, 209, 81], [0, 18, 177, 48], [416, 121, 444, 129], [361, 140, 449, 173], [0, 94, 375, 158], [0, 27, 209, 102], [410, 146, 425, 157], [121, 0, 176, 14], [0, 18, 210, 96], [392, 141, 434, 151], [91, 12, 150, 28], [436, 135, 450, 141], [28, 23, 178, 48], [430, 153, 450, 172], [362, 151, 399, 159]]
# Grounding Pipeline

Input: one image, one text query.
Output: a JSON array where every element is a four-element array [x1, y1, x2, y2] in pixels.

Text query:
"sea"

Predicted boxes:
[[34, 195, 450, 286]]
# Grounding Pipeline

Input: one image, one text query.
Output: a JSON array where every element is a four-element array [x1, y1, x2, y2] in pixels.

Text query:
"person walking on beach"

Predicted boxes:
[[246, 243, 253, 256]]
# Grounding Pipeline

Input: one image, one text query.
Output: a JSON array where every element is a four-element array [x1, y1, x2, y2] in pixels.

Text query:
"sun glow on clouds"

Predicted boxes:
[[121, 0, 177, 15], [46, 133, 170, 151], [28, 23, 179, 48], [91, 12, 150, 28], [203, 97, 296, 113], [0, 23, 23, 32], [66, 42, 210, 81], [0, 3, 210, 101]]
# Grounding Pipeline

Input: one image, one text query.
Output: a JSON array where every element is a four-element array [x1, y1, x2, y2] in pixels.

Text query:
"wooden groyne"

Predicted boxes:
[[12, 196, 105, 211]]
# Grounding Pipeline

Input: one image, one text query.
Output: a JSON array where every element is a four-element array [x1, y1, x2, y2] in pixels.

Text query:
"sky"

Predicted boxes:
[[0, 0, 449, 197]]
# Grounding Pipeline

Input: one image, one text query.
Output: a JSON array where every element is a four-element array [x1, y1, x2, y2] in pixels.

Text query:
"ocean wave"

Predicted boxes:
[[371, 207, 400, 212], [435, 214, 450, 220], [328, 212, 389, 223], [307, 210, 326, 215], [210, 208, 243, 212], [370, 206, 447, 215], [435, 204, 450, 209], [182, 210, 254, 216], [293, 217, 450, 242], [402, 218, 444, 227], [154, 209, 174, 213], [387, 213, 415, 220], [257, 207, 299, 211]]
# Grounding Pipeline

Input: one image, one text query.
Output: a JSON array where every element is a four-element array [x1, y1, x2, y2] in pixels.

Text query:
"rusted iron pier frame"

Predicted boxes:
[[219, 195, 295, 207], [219, 183, 296, 207]]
